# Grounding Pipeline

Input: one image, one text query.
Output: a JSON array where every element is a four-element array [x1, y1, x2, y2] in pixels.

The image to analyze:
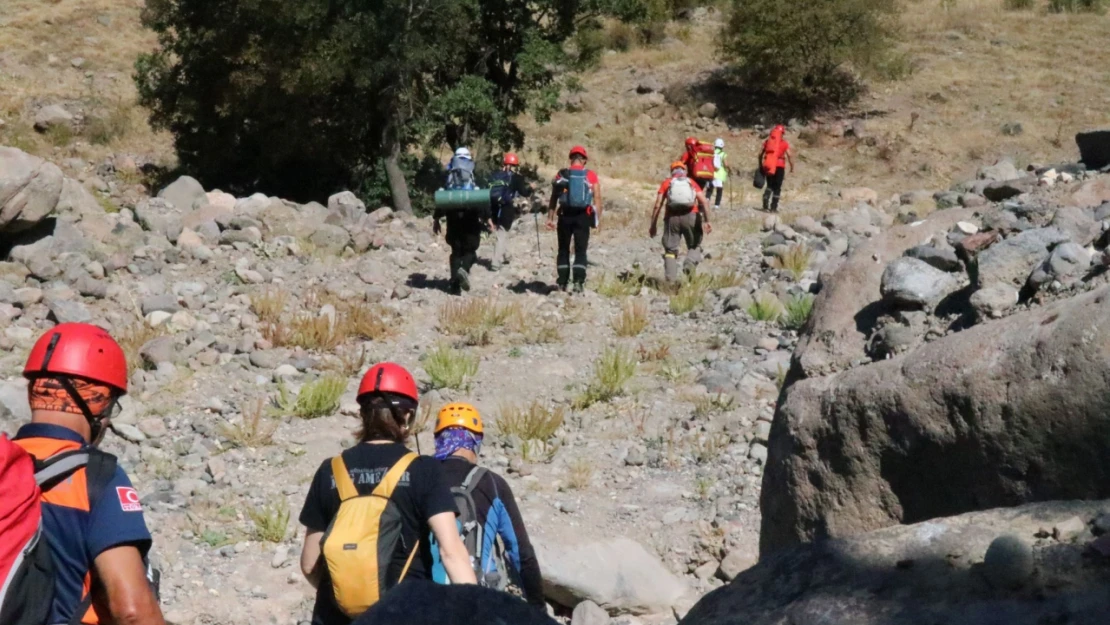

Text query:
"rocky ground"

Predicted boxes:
[[4, 128, 1110, 625]]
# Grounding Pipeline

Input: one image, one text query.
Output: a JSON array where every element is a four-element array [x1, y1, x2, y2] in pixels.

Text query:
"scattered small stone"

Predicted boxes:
[[983, 534, 1034, 588], [1053, 516, 1087, 542], [571, 600, 610, 625]]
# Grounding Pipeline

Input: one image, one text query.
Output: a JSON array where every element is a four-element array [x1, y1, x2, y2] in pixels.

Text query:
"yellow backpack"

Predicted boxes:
[[321, 452, 420, 617]]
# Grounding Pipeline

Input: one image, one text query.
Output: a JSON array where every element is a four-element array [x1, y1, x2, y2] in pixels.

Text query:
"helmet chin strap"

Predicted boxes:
[[54, 376, 108, 447]]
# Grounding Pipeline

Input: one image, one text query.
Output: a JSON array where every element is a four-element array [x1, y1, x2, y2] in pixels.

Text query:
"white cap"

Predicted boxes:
[[455, 147, 471, 159], [714, 138, 725, 148]]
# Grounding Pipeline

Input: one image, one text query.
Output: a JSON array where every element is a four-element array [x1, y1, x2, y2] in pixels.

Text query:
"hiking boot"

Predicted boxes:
[[572, 282, 585, 294], [456, 268, 471, 292]]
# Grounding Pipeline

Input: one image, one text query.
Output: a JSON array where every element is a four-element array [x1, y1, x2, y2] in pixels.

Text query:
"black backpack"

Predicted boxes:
[[488, 171, 517, 219]]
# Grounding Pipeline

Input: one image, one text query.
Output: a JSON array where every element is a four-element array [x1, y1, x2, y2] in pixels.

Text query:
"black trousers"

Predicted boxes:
[[707, 184, 723, 207], [446, 223, 482, 286], [556, 211, 592, 286], [763, 168, 786, 211]]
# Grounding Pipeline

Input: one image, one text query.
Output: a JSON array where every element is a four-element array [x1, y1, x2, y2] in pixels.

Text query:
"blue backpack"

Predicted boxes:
[[446, 157, 477, 191], [562, 169, 593, 211], [488, 171, 516, 218], [429, 467, 508, 590]]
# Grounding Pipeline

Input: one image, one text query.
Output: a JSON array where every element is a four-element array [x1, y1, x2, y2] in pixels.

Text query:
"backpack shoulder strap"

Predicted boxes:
[[85, 449, 117, 512], [330, 455, 358, 502], [34, 449, 90, 490], [461, 466, 487, 494], [372, 452, 418, 498]]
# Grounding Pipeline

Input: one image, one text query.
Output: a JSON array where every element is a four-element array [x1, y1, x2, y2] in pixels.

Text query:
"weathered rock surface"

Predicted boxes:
[[684, 500, 1110, 625], [762, 285, 1110, 554], [880, 257, 959, 309], [1, 147, 65, 232], [975, 227, 1069, 288], [536, 538, 688, 614], [792, 208, 974, 378]]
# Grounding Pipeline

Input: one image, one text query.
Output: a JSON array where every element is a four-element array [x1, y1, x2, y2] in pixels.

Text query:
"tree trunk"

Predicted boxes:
[[384, 139, 412, 214]]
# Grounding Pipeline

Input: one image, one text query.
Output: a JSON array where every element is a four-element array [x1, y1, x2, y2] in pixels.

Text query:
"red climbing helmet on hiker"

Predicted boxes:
[[569, 145, 588, 160], [503, 153, 519, 166], [685, 137, 699, 149], [23, 323, 128, 393], [357, 362, 418, 404]]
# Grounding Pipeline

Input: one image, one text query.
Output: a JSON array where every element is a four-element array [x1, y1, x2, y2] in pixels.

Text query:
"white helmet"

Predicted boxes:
[[714, 138, 725, 149], [455, 147, 471, 159]]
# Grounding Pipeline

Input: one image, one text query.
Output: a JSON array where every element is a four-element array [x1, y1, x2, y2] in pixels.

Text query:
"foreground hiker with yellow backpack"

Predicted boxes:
[[298, 363, 476, 625], [428, 403, 546, 610]]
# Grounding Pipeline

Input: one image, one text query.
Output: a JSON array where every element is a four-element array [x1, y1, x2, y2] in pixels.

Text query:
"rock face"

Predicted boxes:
[[682, 500, 1110, 625], [761, 285, 1110, 554], [1, 147, 65, 233], [792, 208, 974, 378], [975, 227, 1069, 288], [536, 538, 687, 615]]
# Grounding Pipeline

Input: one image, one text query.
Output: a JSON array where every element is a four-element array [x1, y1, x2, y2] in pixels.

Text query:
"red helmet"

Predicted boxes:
[[685, 137, 699, 148], [569, 145, 588, 160], [358, 362, 418, 403], [23, 323, 128, 393], [503, 153, 519, 166]]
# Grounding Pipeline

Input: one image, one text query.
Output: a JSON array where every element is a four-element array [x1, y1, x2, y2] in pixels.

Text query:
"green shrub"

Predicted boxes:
[[1048, 0, 1104, 11], [781, 293, 815, 331], [575, 346, 637, 408], [85, 104, 133, 146], [669, 277, 709, 315], [423, 344, 479, 390], [276, 375, 346, 419], [496, 401, 565, 463], [248, 501, 290, 543], [719, 0, 898, 106]]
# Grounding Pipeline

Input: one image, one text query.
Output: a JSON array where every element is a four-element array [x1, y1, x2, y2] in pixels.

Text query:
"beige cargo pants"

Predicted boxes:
[[662, 210, 702, 282]]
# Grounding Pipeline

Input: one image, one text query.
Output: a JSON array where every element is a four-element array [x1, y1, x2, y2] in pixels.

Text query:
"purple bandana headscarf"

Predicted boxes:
[[434, 426, 483, 460]]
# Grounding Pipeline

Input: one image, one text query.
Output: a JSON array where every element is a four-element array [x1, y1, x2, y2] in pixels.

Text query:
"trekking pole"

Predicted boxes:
[[533, 211, 542, 259]]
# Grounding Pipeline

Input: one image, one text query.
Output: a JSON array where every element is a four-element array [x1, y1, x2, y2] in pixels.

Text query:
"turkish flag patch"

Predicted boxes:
[[116, 486, 142, 512]]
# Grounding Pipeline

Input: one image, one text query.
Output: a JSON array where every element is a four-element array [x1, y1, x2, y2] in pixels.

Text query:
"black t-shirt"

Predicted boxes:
[[491, 172, 534, 229], [299, 442, 457, 625]]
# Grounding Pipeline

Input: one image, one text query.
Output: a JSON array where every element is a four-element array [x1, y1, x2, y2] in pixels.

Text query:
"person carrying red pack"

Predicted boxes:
[[1, 323, 164, 625], [649, 161, 712, 283], [759, 125, 794, 212]]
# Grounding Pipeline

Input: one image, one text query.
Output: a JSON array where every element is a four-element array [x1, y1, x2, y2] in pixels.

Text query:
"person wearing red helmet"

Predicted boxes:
[[488, 152, 535, 271], [12, 323, 165, 625], [546, 145, 602, 292], [649, 161, 713, 283], [299, 363, 476, 624]]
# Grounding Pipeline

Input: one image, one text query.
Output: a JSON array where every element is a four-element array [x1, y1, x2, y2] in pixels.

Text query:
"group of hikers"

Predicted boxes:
[[0, 324, 545, 625], [434, 126, 794, 292]]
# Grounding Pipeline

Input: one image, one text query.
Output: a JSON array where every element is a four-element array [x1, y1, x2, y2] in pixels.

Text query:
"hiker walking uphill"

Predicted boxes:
[[428, 403, 546, 610], [2, 323, 164, 625], [650, 162, 712, 282], [547, 145, 602, 293], [710, 138, 728, 212], [489, 153, 535, 271], [299, 363, 476, 625], [434, 147, 494, 294], [759, 125, 794, 212]]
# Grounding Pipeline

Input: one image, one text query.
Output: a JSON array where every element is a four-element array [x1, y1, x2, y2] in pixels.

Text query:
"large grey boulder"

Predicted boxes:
[[327, 191, 366, 224], [792, 208, 975, 378], [1076, 130, 1110, 171], [761, 285, 1110, 554], [157, 175, 206, 212], [683, 500, 1110, 625], [536, 537, 687, 615], [975, 227, 1069, 288], [880, 257, 959, 309], [0, 147, 65, 233], [977, 158, 1022, 182], [134, 198, 184, 243], [905, 244, 961, 272], [33, 105, 74, 132], [1049, 206, 1100, 246]]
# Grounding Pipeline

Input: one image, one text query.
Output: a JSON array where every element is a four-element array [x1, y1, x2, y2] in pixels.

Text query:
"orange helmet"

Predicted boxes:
[[670, 160, 687, 171], [569, 145, 588, 160], [24, 323, 128, 393], [503, 153, 519, 166], [435, 402, 483, 435]]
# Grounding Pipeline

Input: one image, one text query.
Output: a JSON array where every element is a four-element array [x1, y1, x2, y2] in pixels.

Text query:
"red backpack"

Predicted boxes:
[[0, 435, 117, 625], [691, 141, 716, 181]]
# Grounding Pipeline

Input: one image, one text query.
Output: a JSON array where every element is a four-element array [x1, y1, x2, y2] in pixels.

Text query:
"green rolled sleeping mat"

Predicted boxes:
[[434, 188, 492, 211]]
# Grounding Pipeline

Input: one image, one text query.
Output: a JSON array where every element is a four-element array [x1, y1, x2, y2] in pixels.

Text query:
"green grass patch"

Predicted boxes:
[[575, 345, 637, 408], [276, 375, 346, 419], [423, 344, 479, 390], [781, 293, 815, 331]]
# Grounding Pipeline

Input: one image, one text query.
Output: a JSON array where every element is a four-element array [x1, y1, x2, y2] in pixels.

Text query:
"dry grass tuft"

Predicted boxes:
[[612, 299, 649, 337], [219, 399, 278, 448], [439, 297, 519, 346], [771, 244, 812, 281], [575, 345, 637, 408], [116, 321, 166, 375], [248, 500, 290, 543], [566, 457, 594, 490], [495, 401, 565, 463]]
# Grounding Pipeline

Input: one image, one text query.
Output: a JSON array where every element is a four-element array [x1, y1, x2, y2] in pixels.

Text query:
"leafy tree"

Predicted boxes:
[[136, 0, 644, 211], [718, 0, 899, 108]]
